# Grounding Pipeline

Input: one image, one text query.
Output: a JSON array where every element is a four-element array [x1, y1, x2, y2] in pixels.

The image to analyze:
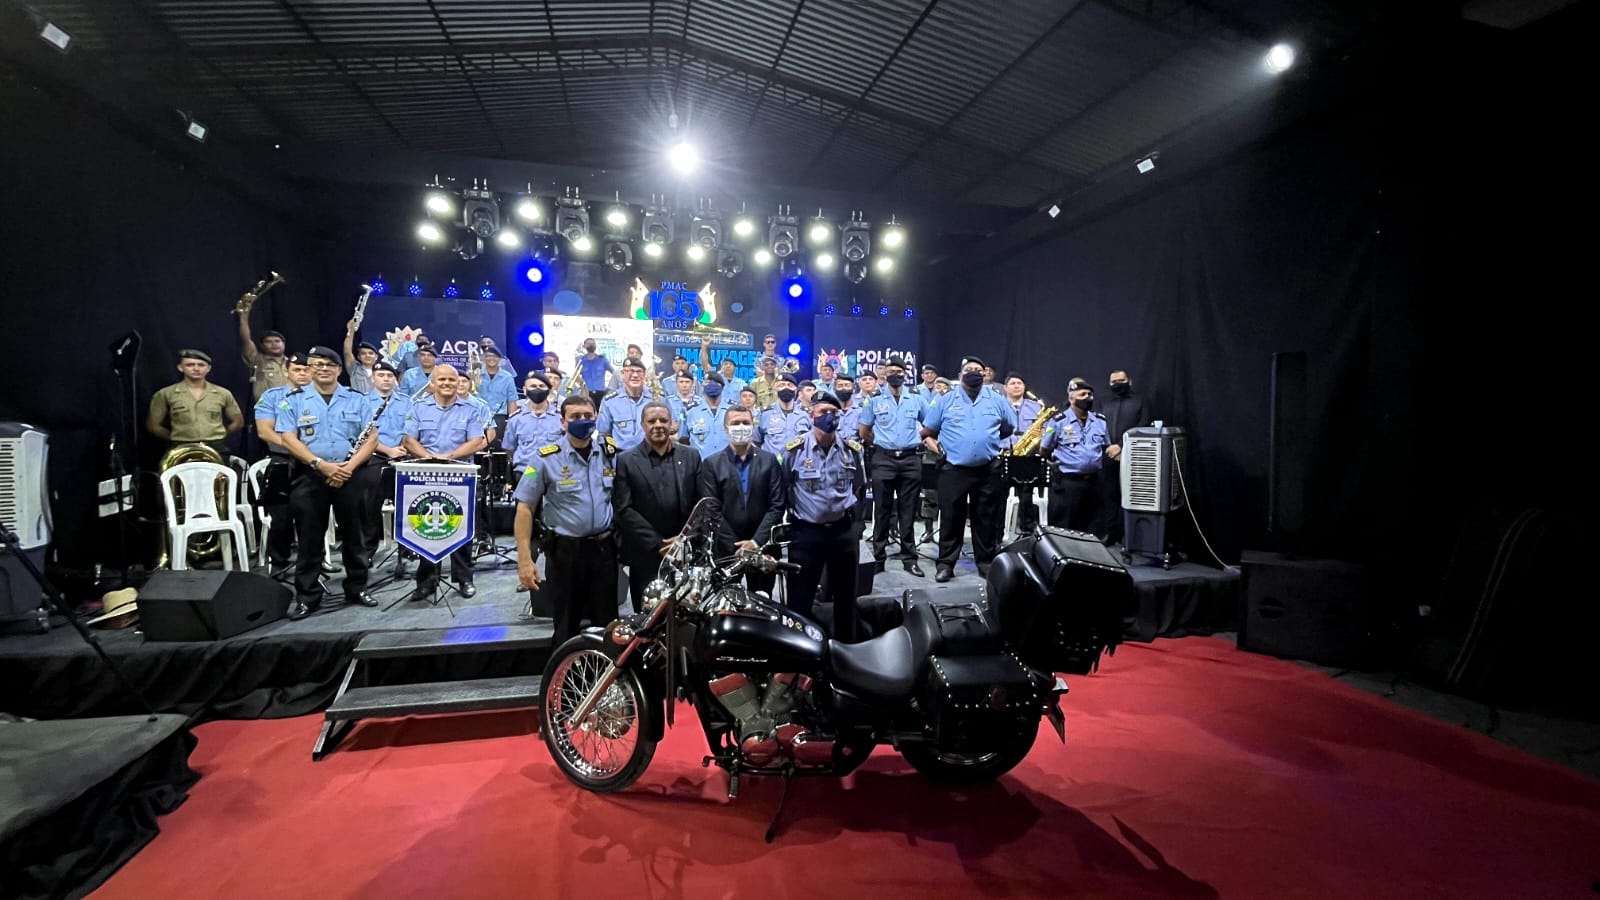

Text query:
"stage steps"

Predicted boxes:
[[312, 623, 553, 760]]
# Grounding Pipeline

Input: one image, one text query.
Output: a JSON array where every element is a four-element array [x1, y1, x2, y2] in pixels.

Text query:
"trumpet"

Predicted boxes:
[[466, 342, 484, 395], [351, 283, 373, 327], [234, 271, 284, 315]]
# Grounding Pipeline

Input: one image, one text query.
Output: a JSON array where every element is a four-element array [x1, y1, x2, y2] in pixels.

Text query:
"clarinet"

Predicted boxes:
[[343, 393, 394, 463]]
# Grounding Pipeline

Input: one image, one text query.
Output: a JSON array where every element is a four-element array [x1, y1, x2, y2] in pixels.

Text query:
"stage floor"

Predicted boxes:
[[82, 636, 1600, 900], [0, 542, 1236, 721]]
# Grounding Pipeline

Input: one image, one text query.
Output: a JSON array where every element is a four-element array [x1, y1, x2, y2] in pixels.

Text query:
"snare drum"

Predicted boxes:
[[474, 449, 511, 484]]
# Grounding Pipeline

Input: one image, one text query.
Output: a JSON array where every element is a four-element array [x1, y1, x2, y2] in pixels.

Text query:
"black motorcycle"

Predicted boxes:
[[539, 498, 1131, 836]]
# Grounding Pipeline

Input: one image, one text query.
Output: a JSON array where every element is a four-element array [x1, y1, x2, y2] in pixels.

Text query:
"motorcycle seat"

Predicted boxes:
[[829, 628, 922, 701]]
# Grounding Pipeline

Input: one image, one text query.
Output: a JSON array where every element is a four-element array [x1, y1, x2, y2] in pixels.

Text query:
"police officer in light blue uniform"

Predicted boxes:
[[597, 357, 653, 451], [781, 391, 867, 641], [476, 347, 519, 417], [503, 372, 565, 469], [998, 372, 1045, 533], [354, 361, 409, 568], [679, 373, 732, 456], [512, 394, 619, 643], [276, 346, 379, 619], [254, 353, 310, 575], [921, 355, 1015, 582], [664, 370, 701, 425], [1040, 379, 1111, 532], [858, 357, 926, 575], [757, 375, 810, 454], [400, 364, 488, 600]]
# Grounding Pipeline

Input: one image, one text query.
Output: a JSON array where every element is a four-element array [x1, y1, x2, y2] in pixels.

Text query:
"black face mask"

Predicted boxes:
[[1110, 382, 1131, 397], [1074, 397, 1095, 412], [885, 374, 905, 388], [777, 388, 797, 403], [836, 389, 853, 403], [526, 388, 550, 404], [961, 371, 984, 388]]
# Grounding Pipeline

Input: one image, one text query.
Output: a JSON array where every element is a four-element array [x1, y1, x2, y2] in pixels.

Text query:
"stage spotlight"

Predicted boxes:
[[731, 301, 746, 314], [814, 252, 835, 270], [903, 307, 914, 318], [845, 261, 866, 284], [691, 200, 722, 251], [643, 196, 674, 246], [686, 245, 706, 262], [513, 195, 542, 224], [717, 249, 745, 277], [525, 329, 544, 347], [370, 276, 387, 295], [444, 280, 460, 299], [842, 213, 870, 262], [850, 305, 862, 316], [417, 221, 445, 244], [1264, 43, 1296, 74], [571, 235, 594, 253], [879, 306, 890, 316], [496, 229, 521, 249], [455, 233, 483, 261], [529, 234, 559, 263], [556, 187, 590, 246], [787, 341, 802, 356], [1136, 153, 1157, 174], [769, 206, 798, 258], [670, 141, 699, 174], [753, 248, 773, 266], [823, 305, 836, 315], [463, 184, 500, 239], [1047, 205, 1061, 218], [808, 219, 830, 244], [605, 241, 633, 271], [881, 219, 905, 248], [518, 259, 551, 287], [875, 257, 894, 274], [184, 115, 207, 142], [733, 216, 756, 238], [779, 255, 803, 280], [408, 278, 423, 296], [787, 282, 804, 299], [606, 205, 629, 228], [480, 283, 495, 300], [39, 21, 71, 52], [643, 242, 664, 259], [426, 191, 455, 217]]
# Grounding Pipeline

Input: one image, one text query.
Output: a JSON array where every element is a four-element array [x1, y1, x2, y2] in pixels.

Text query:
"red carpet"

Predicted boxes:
[[91, 637, 1600, 899]]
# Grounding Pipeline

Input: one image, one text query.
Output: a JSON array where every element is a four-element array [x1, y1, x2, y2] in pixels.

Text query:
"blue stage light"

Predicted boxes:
[[731, 301, 745, 314], [407, 280, 422, 296], [444, 281, 460, 298], [370, 277, 387, 295], [850, 305, 862, 316], [480, 283, 495, 300], [878, 306, 889, 316], [787, 341, 802, 356], [903, 307, 914, 318], [787, 282, 803, 299], [517, 258, 550, 288], [823, 305, 836, 315], [524, 328, 544, 348]]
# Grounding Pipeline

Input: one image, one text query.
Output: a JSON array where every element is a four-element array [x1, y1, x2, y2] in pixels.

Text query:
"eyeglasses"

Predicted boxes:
[[310, 361, 338, 369]]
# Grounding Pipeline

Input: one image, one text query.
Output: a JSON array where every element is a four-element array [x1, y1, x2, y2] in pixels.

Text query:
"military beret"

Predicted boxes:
[[178, 349, 211, 364], [307, 345, 340, 364]]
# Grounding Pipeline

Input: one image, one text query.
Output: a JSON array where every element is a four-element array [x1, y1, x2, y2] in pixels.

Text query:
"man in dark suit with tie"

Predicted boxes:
[[697, 403, 786, 595], [614, 401, 703, 612]]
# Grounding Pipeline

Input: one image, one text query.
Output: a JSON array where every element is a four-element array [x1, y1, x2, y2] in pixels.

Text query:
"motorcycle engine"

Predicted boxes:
[[709, 673, 833, 767]]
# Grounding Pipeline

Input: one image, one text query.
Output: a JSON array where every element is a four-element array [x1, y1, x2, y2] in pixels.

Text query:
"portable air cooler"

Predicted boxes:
[[1120, 426, 1186, 567], [1, 422, 52, 631]]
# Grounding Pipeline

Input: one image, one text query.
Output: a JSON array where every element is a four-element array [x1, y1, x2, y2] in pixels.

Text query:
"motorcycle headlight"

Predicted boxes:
[[641, 578, 670, 612]]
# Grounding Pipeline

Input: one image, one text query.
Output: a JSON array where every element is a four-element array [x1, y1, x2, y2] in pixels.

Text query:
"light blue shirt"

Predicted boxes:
[[923, 388, 1010, 467], [862, 388, 926, 450], [477, 369, 518, 416], [1001, 397, 1043, 450], [597, 389, 653, 451], [757, 405, 811, 456], [274, 384, 370, 461], [838, 401, 865, 439], [369, 392, 410, 449], [502, 404, 565, 468], [512, 440, 615, 538], [679, 401, 732, 457], [718, 375, 747, 400], [665, 391, 699, 425], [403, 395, 485, 456], [781, 432, 865, 524], [398, 365, 436, 398], [1040, 411, 1110, 475], [578, 354, 616, 393], [255, 384, 296, 457]]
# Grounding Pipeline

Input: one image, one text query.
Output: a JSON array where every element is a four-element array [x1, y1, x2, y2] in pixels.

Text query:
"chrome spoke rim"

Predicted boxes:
[[545, 650, 639, 780]]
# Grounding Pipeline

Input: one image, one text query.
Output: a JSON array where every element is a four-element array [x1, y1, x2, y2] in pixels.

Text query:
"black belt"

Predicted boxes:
[[794, 517, 852, 529], [1055, 471, 1096, 481], [875, 446, 918, 458], [550, 530, 614, 543]]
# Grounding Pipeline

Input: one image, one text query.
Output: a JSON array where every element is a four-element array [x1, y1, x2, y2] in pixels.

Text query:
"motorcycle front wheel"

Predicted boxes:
[[899, 719, 1038, 785], [541, 640, 657, 793]]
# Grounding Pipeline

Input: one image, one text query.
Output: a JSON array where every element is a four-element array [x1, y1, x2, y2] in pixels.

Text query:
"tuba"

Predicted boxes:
[[157, 442, 231, 566], [562, 343, 588, 396], [234, 271, 285, 316]]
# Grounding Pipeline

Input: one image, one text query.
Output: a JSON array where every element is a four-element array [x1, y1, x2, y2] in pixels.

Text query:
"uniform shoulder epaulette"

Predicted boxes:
[[785, 436, 806, 451], [603, 435, 619, 455], [538, 444, 561, 456], [288, 386, 304, 395], [845, 438, 863, 453]]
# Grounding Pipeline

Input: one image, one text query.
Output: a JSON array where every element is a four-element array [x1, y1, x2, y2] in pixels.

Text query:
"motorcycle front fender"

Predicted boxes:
[[562, 628, 667, 744]]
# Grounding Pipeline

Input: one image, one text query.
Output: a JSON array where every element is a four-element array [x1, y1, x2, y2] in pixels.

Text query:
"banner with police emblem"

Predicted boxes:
[[393, 461, 478, 563]]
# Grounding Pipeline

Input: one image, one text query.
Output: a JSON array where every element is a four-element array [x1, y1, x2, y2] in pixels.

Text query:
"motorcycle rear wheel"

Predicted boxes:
[[541, 643, 657, 793], [899, 720, 1038, 785]]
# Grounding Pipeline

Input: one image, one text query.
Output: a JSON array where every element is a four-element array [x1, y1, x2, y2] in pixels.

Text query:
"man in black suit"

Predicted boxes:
[[614, 401, 703, 612], [1096, 369, 1151, 543], [697, 404, 786, 595]]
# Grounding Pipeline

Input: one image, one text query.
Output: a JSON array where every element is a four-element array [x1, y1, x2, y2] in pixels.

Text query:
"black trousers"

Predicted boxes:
[[992, 470, 1042, 534], [869, 448, 921, 560], [354, 461, 388, 558], [623, 552, 661, 614], [263, 456, 295, 566], [546, 533, 620, 644], [288, 465, 370, 603], [937, 461, 1001, 569], [1096, 457, 1124, 541], [416, 546, 475, 589], [788, 518, 860, 642], [1048, 470, 1100, 532]]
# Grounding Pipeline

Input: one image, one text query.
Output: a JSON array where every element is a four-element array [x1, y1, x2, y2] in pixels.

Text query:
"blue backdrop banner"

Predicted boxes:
[[813, 316, 920, 376], [361, 295, 507, 371]]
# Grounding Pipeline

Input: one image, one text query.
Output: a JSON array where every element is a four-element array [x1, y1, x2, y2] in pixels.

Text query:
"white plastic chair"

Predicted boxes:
[[246, 459, 273, 567], [229, 457, 257, 559], [161, 462, 250, 571]]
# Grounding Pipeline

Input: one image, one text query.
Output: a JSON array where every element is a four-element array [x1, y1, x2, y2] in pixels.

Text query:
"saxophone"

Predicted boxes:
[[1011, 405, 1058, 456], [562, 343, 588, 396]]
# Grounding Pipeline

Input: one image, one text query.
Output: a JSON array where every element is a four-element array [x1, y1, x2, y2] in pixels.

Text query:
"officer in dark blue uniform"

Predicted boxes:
[[514, 394, 621, 643], [781, 391, 867, 641], [276, 346, 380, 618], [921, 356, 1014, 582], [1040, 380, 1111, 531]]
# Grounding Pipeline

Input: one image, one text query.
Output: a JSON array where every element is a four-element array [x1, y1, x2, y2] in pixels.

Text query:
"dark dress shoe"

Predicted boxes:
[[348, 590, 379, 608], [977, 562, 991, 578], [320, 559, 340, 574], [404, 586, 434, 604], [457, 582, 477, 598], [287, 601, 312, 620], [903, 560, 925, 577], [935, 566, 953, 583]]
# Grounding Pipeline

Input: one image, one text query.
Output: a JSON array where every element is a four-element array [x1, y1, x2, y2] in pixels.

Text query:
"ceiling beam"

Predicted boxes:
[[539, 0, 581, 155], [742, 0, 808, 134], [425, 0, 506, 155], [274, 0, 407, 144]]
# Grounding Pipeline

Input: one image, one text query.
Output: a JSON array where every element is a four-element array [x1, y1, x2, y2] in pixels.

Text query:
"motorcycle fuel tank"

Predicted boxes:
[[694, 596, 826, 674]]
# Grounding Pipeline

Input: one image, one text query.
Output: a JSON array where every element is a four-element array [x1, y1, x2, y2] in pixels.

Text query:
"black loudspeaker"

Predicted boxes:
[[138, 570, 289, 641], [1268, 352, 1307, 538], [1238, 550, 1373, 667]]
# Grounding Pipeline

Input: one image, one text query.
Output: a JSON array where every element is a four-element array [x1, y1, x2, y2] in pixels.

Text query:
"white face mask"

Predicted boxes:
[[726, 424, 755, 445]]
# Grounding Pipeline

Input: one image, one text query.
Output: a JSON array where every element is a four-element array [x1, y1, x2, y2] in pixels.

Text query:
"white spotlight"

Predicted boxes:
[[687, 245, 706, 262], [1264, 43, 1296, 75], [809, 222, 830, 244], [1136, 155, 1156, 174], [417, 222, 444, 244], [643, 242, 664, 258], [572, 235, 594, 253], [733, 217, 755, 237], [882, 226, 905, 248], [426, 192, 454, 216], [185, 119, 207, 142], [875, 257, 894, 273], [669, 141, 699, 174], [753, 249, 773, 266], [514, 197, 540, 222], [606, 206, 628, 228], [1047, 205, 1061, 219], [39, 22, 71, 52], [496, 229, 521, 249], [814, 253, 835, 269]]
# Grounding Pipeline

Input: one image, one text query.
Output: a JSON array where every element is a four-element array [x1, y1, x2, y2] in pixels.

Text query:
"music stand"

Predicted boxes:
[[471, 450, 518, 568], [381, 459, 480, 615], [106, 331, 142, 587]]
